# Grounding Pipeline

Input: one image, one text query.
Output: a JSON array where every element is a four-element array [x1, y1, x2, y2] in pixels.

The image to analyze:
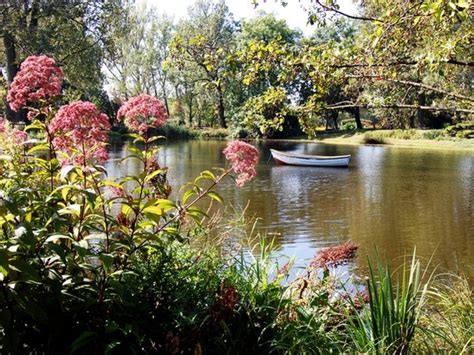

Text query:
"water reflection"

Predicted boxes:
[[108, 139, 474, 283]]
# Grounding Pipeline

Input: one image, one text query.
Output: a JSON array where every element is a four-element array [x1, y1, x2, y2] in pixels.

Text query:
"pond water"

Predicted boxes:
[[106, 139, 474, 283]]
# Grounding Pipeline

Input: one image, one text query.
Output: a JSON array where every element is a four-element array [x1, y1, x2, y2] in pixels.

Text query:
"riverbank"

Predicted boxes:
[[153, 124, 474, 151], [274, 129, 474, 152]]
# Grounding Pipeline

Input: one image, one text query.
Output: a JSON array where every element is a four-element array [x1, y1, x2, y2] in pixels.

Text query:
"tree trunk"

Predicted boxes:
[[353, 106, 363, 129], [417, 93, 427, 128], [3, 32, 26, 123], [175, 85, 185, 125], [216, 85, 226, 128], [162, 79, 170, 117], [188, 98, 193, 127]]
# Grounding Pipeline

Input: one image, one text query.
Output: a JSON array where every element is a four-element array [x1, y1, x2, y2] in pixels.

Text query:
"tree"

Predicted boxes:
[[240, 11, 302, 45], [104, 2, 175, 115], [252, 0, 473, 131], [0, 1, 119, 122], [169, 0, 237, 128]]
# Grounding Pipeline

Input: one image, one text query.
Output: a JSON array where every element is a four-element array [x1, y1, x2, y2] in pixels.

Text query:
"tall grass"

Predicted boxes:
[[363, 131, 388, 144], [414, 275, 473, 353], [347, 253, 430, 353]]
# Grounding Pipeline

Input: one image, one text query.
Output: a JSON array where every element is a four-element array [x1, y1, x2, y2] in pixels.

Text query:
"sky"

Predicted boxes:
[[143, 0, 359, 36]]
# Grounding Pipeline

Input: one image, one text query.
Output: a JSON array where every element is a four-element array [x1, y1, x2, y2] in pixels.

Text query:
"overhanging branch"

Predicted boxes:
[[346, 74, 474, 103], [313, 0, 383, 22], [332, 59, 474, 68], [326, 103, 474, 114]]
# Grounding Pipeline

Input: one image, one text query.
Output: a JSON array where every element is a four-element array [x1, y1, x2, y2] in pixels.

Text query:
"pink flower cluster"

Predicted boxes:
[[223, 141, 259, 187], [117, 95, 167, 134], [48, 101, 110, 165], [7, 55, 63, 113]]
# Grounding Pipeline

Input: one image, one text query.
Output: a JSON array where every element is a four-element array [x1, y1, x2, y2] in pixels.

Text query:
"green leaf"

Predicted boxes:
[[27, 144, 50, 155], [144, 169, 165, 183], [99, 254, 114, 269], [60, 165, 78, 180], [70, 331, 98, 354], [206, 191, 223, 203], [182, 189, 195, 204], [58, 204, 82, 217], [142, 206, 164, 222], [45, 234, 75, 243], [0, 248, 9, 277]]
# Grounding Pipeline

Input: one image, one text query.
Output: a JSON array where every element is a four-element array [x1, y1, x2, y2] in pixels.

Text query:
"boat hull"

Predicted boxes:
[[270, 149, 351, 167]]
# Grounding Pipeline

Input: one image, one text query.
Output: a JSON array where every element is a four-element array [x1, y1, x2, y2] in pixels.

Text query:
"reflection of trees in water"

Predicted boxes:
[[351, 148, 474, 283], [458, 155, 473, 220], [269, 165, 352, 247], [356, 145, 385, 204]]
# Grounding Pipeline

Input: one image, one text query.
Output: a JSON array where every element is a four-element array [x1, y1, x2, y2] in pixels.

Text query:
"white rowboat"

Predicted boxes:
[[270, 149, 351, 167]]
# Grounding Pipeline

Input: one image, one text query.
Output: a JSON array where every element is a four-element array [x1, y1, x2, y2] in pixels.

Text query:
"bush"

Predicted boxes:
[[420, 129, 446, 140], [445, 122, 474, 139], [340, 120, 356, 131], [230, 126, 252, 139], [197, 128, 230, 139], [156, 122, 198, 139], [363, 131, 387, 144]]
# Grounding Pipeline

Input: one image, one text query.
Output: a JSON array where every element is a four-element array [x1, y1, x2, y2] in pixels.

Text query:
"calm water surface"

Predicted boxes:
[[106, 140, 474, 282]]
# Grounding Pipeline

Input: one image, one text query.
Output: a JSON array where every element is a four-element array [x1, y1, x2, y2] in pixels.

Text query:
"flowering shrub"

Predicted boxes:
[[6, 55, 63, 113], [311, 241, 358, 269], [48, 100, 110, 165], [0, 54, 266, 353], [117, 94, 167, 133], [223, 140, 259, 186]]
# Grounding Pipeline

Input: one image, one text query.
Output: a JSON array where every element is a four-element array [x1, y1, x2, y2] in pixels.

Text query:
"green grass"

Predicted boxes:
[[414, 275, 474, 353], [347, 252, 430, 353]]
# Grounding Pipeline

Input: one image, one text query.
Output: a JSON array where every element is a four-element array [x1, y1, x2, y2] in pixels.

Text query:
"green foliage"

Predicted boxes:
[[0, 118, 230, 352], [240, 12, 302, 45], [363, 131, 388, 144], [415, 275, 473, 353], [168, 0, 237, 128], [197, 128, 230, 139], [241, 86, 290, 136], [445, 121, 474, 139], [155, 122, 199, 139], [420, 129, 447, 140], [347, 254, 429, 354], [340, 119, 356, 131]]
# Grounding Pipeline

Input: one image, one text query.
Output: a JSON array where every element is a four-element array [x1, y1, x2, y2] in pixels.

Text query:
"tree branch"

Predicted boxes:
[[332, 59, 474, 68], [314, 0, 383, 22], [326, 103, 474, 114], [346, 74, 474, 103]]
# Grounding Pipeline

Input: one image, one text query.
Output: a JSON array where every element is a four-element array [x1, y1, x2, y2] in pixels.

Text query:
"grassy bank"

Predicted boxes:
[[154, 124, 474, 152], [308, 129, 474, 151]]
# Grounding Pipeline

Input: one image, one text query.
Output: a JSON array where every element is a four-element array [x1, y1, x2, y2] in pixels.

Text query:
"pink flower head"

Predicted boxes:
[[117, 94, 167, 134], [311, 241, 358, 269], [48, 101, 111, 165], [13, 130, 28, 145], [223, 140, 259, 187], [7, 55, 63, 113]]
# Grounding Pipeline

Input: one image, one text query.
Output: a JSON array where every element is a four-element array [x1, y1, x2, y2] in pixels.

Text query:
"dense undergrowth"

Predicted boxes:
[[1, 55, 472, 354]]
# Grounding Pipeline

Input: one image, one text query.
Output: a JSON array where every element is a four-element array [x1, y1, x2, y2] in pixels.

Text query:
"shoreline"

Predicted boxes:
[[264, 131, 474, 152]]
